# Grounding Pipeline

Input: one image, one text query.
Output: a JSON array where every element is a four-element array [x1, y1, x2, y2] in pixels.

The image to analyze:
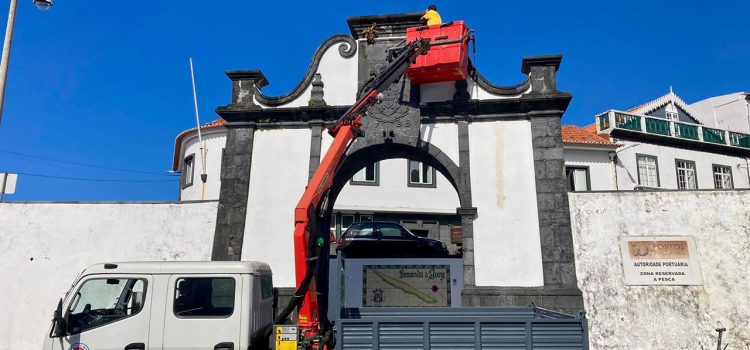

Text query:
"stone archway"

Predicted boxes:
[[307, 138, 477, 317], [321, 139, 477, 282]]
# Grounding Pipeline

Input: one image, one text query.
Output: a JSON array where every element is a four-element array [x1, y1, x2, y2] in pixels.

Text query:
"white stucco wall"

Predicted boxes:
[[613, 139, 750, 190], [333, 122, 461, 213], [421, 123, 459, 164], [254, 41, 358, 108], [467, 78, 531, 100], [242, 128, 312, 287], [335, 158, 460, 213], [690, 93, 750, 133], [0, 201, 217, 350], [469, 120, 544, 286], [570, 191, 750, 349], [564, 147, 616, 191], [179, 129, 227, 201], [421, 77, 532, 103]]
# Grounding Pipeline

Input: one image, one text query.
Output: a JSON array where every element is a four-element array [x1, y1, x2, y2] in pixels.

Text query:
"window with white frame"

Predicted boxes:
[[182, 154, 195, 189], [666, 111, 679, 121], [636, 154, 659, 187], [408, 160, 436, 187], [351, 162, 378, 185], [565, 166, 590, 191], [675, 159, 697, 190], [713, 164, 733, 189]]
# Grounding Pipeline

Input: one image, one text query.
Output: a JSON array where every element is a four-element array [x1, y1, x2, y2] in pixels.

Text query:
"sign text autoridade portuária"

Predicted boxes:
[[619, 237, 702, 286]]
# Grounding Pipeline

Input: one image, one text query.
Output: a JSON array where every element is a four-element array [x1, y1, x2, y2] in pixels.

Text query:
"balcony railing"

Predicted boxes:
[[702, 127, 726, 144], [614, 112, 641, 131], [675, 123, 699, 140], [730, 132, 750, 148], [645, 117, 671, 136], [596, 110, 750, 150]]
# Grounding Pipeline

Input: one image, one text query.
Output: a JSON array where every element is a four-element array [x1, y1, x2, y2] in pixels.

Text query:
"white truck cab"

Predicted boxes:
[[43, 261, 275, 350]]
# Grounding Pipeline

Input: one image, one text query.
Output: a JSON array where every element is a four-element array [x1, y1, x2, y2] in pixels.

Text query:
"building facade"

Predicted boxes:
[[557, 91, 750, 193], [171, 13, 584, 312], [690, 92, 750, 133]]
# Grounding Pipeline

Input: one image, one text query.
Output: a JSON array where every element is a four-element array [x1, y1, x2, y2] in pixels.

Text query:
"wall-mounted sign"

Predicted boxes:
[[363, 264, 451, 307], [619, 236, 702, 286], [450, 226, 463, 244]]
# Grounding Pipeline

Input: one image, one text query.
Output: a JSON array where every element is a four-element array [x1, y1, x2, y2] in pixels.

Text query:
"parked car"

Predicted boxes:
[[336, 221, 449, 258]]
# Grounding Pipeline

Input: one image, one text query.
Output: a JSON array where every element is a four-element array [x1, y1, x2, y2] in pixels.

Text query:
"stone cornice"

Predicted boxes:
[[217, 92, 572, 129]]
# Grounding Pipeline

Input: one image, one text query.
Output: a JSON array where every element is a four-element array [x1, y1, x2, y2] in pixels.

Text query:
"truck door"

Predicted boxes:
[[49, 275, 152, 350], [162, 274, 241, 350]]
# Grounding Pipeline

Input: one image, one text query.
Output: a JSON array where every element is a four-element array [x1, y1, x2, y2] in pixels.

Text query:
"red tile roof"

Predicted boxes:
[[561, 125, 619, 148], [582, 123, 597, 133], [172, 118, 227, 171]]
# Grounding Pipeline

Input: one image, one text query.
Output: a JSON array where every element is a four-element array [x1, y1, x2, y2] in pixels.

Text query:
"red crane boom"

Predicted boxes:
[[274, 26, 473, 349]]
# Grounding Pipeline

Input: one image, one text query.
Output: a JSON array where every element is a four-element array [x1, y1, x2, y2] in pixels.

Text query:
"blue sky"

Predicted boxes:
[[0, 1, 747, 201]]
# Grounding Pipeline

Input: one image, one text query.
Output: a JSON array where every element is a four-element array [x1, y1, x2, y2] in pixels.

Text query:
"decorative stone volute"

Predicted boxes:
[[225, 70, 268, 108], [521, 55, 562, 94]]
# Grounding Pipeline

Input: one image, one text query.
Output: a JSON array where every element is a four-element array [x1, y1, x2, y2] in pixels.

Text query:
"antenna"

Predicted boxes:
[[189, 57, 208, 200]]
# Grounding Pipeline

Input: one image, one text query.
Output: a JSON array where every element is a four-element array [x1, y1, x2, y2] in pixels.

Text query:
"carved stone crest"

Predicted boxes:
[[366, 82, 412, 128]]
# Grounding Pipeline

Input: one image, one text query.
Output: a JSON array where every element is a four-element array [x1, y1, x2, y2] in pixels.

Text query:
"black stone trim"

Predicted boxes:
[[469, 62, 531, 96], [308, 120, 323, 182], [521, 55, 562, 74], [529, 116, 582, 293], [254, 35, 356, 107], [456, 121, 475, 286], [212, 127, 255, 261], [218, 105, 350, 125], [218, 93, 572, 126], [421, 93, 572, 119]]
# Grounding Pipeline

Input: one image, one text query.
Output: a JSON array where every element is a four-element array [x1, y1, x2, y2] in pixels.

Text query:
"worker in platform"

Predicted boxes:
[[421, 4, 442, 26]]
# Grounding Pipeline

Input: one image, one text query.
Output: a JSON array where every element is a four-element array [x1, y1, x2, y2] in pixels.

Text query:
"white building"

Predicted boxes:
[[690, 91, 750, 133], [561, 125, 619, 191], [586, 90, 750, 191]]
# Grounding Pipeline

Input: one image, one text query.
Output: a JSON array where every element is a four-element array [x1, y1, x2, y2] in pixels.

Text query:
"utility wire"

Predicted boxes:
[[0, 150, 171, 176], [15, 171, 177, 183]]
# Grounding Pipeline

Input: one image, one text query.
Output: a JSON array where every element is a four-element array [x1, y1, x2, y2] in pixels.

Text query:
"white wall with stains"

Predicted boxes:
[[469, 120, 544, 287], [0, 201, 217, 350], [570, 190, 750, 349], [242, 128, 312, 287]]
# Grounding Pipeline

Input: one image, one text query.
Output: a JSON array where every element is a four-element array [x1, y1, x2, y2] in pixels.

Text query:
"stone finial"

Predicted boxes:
[[308, 73, 326, 107], [521, 55, 563, 94], [225, 70, 268, 107]]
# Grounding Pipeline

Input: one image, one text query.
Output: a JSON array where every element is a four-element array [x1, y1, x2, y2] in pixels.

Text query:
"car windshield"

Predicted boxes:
[[343, 223, 375, 238], [379, 223, 408, 238]]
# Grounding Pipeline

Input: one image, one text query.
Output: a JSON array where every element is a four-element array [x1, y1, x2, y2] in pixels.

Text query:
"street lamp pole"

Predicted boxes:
[[0, 0, 17, 127], [0, 0, 51, 127]]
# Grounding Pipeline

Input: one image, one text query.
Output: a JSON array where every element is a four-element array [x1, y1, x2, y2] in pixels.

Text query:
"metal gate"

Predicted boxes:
[[336, 306, 588, 349]]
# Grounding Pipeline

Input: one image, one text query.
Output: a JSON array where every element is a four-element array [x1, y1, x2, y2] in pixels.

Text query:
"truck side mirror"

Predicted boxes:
[[51, 298, 67, 337]]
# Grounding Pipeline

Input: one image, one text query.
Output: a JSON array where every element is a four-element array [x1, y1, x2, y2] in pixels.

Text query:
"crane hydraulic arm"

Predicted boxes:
[[273, 37, 432, 348]]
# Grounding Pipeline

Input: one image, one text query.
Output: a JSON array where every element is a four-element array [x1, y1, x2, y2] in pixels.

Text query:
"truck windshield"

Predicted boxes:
[[66, 278, 145, 334]]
